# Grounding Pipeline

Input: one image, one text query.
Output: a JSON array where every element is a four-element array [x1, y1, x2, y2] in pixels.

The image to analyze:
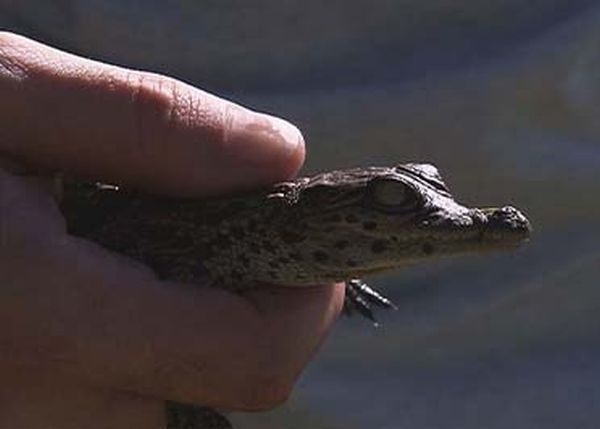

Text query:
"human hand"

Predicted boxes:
[[0, 32, 344, 428]]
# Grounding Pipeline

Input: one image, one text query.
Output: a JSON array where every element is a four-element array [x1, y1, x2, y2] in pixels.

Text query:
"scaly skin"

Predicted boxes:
[[60, 163, 531, 429]]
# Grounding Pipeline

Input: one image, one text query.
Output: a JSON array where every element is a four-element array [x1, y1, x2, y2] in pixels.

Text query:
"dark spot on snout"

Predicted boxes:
[[324, 214, 342, 223], [334, 240, 349, 249], [213, 233, 231, 248], [422, 243, 434, 255], [239, 255, 250, 267], [345, 214, 358, 223], [262, 241, 276, 253], [313, 250, 330, 263], [362, 222, 377, 231], [230, 226, 245, 240], [281, 230, 306, 244], [371, 240, 388, 254]]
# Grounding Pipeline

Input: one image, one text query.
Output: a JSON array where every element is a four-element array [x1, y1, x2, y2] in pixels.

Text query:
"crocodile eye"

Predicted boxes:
[[368, 178, 418, 211]]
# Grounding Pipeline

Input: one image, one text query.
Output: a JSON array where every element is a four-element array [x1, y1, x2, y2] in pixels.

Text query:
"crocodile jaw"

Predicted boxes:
[[285, 204, 532, 283], [418, 205, 531, 254]]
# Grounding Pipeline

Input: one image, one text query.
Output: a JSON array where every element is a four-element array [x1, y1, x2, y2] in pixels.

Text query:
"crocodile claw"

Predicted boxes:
[[344, 279, 397, 325]]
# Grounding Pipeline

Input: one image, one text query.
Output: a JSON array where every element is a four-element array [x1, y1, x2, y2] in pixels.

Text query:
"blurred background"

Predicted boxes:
[[2, 1, 599, 428]]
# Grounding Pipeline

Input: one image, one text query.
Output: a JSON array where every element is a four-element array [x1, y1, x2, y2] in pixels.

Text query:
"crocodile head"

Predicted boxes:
[[263, 163, 531, 283]]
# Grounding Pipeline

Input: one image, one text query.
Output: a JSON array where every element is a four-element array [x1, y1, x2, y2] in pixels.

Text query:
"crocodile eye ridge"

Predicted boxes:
[[367, 178, 419, 212]]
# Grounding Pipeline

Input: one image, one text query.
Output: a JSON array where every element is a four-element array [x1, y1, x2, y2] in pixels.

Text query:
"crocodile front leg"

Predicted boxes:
[[344, 279, 397, 324]]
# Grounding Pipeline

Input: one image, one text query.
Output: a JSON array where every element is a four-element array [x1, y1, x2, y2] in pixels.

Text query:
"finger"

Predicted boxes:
[[243, 282, 345, 382], [1, 170, 343, 409], [0, 32, 304, 196]]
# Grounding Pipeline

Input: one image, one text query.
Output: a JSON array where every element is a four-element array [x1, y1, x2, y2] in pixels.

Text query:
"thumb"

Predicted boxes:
[[0, 32, 304, 196]]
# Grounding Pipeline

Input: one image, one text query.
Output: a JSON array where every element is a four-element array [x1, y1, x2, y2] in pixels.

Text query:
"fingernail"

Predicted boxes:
[[227, 107, 303, 165]]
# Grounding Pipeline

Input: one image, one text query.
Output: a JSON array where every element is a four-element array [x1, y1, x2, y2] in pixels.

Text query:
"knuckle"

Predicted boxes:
[[122, 71, 179, 157], [214, 338, 298, 410], [0, 32, 32, 81], [236, 348, 297, 411], [125, 71, 178, 123], [222, 347, 296, 410], [237, 373, 294, 411], [151, 333, 297, 411], [123, 70, 225, 158]]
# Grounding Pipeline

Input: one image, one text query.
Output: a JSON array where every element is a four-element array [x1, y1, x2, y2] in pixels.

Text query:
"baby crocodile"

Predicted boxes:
[[60, 163, 531, 429]]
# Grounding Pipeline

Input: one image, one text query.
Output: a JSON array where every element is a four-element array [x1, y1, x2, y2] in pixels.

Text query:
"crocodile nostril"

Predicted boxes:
[[497, 206, 518, 216], [488, 206, 531, 234]]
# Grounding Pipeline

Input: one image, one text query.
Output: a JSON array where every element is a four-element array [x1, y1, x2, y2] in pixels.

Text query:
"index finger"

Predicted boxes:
[[0, 32, 304, 196]]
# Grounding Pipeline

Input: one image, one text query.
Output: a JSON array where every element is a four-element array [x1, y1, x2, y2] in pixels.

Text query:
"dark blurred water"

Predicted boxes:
[[2, 2, 599, 428]]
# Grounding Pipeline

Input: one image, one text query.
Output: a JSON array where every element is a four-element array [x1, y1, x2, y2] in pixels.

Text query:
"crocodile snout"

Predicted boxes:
[[477, 206, 532, 246]]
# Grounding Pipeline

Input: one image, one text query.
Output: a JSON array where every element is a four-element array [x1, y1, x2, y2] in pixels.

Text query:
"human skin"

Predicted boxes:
[[0, 32, 345, 429]]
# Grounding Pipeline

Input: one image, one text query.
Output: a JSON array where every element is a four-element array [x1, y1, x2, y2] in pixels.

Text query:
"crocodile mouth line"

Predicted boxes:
[[387, 226, 529, 248]]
